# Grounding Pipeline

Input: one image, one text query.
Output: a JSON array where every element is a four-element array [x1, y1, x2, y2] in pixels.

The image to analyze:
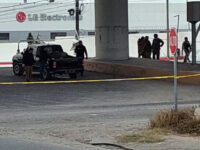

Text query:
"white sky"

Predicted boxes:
[[0, 0, 199, 3]]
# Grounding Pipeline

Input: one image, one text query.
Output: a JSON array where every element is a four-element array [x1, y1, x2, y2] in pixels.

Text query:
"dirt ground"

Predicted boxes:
[[0, 104, 200, 150], [0, 68, 200, 150]]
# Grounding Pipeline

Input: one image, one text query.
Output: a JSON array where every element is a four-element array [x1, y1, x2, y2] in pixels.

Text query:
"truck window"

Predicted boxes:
[[36, 47, 41, 57], [52, 45, 63, 53], [36, 45, 63, 58]]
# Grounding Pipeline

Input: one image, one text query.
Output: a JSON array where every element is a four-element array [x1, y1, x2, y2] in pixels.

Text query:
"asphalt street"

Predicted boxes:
[[0, 137, 76, 150], [0, 67, 199, 108], [0, 67, 200, 150]]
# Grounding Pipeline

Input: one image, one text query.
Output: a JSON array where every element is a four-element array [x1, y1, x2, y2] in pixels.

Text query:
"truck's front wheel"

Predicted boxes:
[[13, 62, 24, 76]]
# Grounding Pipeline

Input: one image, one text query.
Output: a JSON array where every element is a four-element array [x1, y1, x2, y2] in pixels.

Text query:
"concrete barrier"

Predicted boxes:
[[84, 58, 200, 84]]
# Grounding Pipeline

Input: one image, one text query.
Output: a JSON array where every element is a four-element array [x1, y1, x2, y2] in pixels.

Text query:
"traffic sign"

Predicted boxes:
[[170, 28, 178, 111], [169, 28, 178, 55]]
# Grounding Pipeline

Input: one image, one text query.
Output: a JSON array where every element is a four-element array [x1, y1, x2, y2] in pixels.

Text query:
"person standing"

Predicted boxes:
[[22, 48, 35, 82], [152, 34, 164, 60], [143, 36, 152, 59], [27, 32, 34, 44], [75, 40, 88, 76], [182, 37, 191, 63], [137, 36, 145, 58], [39, 47, 48, 79], [75, 40, 88, 60]]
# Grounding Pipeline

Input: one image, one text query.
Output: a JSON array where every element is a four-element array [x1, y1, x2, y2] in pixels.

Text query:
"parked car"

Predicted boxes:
[[12, 40, 83, 80]]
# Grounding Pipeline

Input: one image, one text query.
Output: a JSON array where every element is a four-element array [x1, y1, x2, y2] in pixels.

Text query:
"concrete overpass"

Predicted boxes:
[[95, 1, 200, 63], [85, 0, 200, 85], [95, 0, 129, 60]]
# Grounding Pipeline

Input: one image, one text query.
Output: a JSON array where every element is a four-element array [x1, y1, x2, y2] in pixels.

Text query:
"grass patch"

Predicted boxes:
[[118, 108, 200, 144], [150, 108, 200, 135], [118, 128, 169, 143]]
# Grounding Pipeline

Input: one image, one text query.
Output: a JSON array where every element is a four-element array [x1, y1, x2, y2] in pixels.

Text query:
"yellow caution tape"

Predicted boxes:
[[0, 74, 200, 85], [177, 73, 200, 79]]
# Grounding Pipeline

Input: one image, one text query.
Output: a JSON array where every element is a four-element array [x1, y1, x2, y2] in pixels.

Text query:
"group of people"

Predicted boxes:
[[23, 33, 88, 82], [138, 34, 192, 63], [138, 34, 164, 60], [22, 46, 48, 82]]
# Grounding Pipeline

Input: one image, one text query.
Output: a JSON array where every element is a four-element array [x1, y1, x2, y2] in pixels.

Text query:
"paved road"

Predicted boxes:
[[0, 137, 76, 150], [0, 67, 200, 150], [0, 67, 199, 108]]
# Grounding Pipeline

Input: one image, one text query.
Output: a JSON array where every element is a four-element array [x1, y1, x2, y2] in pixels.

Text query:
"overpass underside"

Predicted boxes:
[[95, 0, 129, 60]]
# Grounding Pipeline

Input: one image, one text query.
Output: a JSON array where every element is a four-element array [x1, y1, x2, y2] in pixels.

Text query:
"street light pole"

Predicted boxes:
[[166, 0, 170, 59], [75, 0, 79, 40], [174, 15, 180, 34]]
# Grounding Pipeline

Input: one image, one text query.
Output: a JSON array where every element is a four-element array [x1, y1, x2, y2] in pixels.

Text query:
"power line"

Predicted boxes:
[[0, 0, 74, 18], [0, 0, 74, 14], [0, 3, 75, 23], [0, 3, 49, 15], [0, 0, 48, 10], [0, 3, 68, 20]]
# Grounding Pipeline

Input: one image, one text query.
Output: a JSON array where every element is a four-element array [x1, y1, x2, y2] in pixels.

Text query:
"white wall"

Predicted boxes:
[[1, 31, 199, 63]]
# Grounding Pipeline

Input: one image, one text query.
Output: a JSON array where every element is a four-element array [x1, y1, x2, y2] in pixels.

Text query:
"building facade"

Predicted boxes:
[[0, 2, 188, 43]]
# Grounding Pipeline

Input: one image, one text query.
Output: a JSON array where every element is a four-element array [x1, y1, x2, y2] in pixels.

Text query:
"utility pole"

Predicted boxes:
[[75, 0, 79, 40], [166, 0, 170, 58], [174, 15, 180, 34], [192, 22, 197, 64]]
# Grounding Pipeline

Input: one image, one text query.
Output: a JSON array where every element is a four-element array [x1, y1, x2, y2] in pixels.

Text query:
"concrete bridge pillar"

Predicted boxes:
[[95, 0, 129, 60]]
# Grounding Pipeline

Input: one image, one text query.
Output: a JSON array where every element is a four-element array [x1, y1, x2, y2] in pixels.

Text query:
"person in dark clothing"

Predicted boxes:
[[75, 40, 88, 60], [182, 37, 191, 63], [137, 36, 145, 58], [75, 40, 88, 76], [143, 36, 152, 59], [27, 32, 34, 45], [152, 34, 164, 60], [39, 47, 48, 79], [22, 48, 35, 82]]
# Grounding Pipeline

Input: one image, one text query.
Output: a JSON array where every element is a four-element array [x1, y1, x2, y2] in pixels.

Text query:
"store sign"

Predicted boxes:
[[16, 12, 83, 22], [16, 12, 26, 23]]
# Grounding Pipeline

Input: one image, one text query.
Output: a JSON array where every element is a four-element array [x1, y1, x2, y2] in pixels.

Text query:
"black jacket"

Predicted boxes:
[[75, 45, 88, 59], [39, 49, 48, 63], [182, 41, 191, 53], [152, 38, 164, 52], [23, 51, 35, 66]]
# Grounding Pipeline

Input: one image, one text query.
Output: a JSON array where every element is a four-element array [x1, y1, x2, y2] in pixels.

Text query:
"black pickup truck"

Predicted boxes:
[[12, 42, 83, 80]]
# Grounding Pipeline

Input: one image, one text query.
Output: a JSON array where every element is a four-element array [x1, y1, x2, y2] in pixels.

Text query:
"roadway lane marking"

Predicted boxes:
[[0, 74, 200, 85]]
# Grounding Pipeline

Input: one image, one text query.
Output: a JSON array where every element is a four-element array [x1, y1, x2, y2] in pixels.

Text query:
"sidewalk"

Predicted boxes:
[[84, 58, 200, 84]]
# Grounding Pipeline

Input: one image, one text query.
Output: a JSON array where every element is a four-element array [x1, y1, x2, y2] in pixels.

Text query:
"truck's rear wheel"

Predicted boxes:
[[13, 62, 24, 76], [42, 68, 51, 80], [69, 73, 77, 79]]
